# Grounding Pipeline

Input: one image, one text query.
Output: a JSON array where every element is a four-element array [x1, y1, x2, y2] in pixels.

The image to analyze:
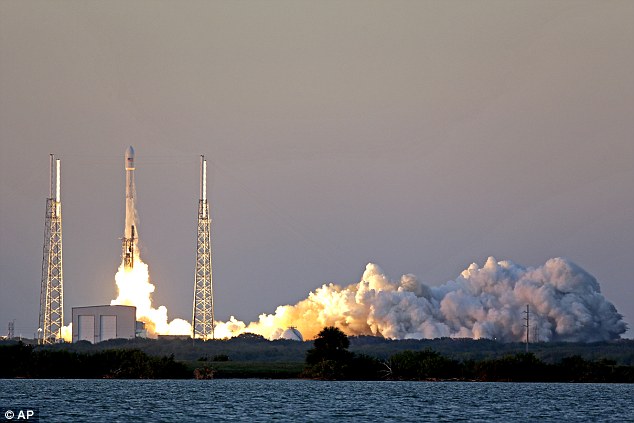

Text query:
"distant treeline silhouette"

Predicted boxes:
[[303, 327, 634, 382], [2, 332, 634, 381], [7, 334, 633, 365], [0, 342, 188, 379]]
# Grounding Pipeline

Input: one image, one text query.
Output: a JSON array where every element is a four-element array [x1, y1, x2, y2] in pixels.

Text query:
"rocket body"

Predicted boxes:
[[123, 146, 137, 268], [125, 146, 135, 171], [125, 146, 135, 235]]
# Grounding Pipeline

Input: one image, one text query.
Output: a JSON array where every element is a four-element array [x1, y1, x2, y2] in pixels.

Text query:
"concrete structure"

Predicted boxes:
[[72, 305, 136, 343]]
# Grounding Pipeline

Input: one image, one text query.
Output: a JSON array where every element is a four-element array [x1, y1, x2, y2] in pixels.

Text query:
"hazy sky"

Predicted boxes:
[[1, 1, 633, 338]]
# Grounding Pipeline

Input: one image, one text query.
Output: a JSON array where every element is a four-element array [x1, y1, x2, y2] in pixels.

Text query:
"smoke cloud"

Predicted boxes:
[[219, 257, 626, 342]]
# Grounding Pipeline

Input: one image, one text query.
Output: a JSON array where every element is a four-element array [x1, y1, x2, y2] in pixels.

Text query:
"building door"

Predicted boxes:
[[78, 315, 95, 343], [100, 315, 117, 342]]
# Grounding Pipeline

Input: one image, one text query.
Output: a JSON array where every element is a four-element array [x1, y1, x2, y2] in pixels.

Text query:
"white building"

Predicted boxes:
[[279, 327, 303, 341], [72, 305, 136, 343]]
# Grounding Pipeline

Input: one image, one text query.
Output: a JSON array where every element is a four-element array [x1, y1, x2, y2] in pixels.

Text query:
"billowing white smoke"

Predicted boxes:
[[221, 257, 626, 342]]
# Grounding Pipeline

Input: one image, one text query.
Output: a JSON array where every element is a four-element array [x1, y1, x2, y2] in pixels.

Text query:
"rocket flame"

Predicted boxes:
[[111, 253, 191, 337]]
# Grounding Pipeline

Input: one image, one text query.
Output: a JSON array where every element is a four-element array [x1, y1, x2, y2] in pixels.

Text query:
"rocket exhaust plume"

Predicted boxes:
[[111, 146, 191, 337], [213, 258, 627, 342]]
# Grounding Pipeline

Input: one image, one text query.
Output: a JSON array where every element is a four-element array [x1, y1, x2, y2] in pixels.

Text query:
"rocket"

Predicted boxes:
[[122, 146, 136, 269]]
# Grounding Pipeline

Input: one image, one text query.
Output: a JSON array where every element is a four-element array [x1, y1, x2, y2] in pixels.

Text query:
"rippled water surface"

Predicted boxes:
[[1, 379, 632, 422]]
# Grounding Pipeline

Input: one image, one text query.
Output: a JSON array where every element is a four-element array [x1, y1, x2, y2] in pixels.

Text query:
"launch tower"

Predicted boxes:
[[39, 155, 64, 344], [192, 156, 214, 339]]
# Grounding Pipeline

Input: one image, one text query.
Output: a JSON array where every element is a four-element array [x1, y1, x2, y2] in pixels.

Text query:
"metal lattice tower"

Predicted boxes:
[[7, 320, 15, 339], [39, 155, 64, 344], [192, 156, 214, 339]]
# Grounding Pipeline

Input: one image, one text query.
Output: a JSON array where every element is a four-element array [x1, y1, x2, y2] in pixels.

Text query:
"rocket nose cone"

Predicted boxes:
[[125, 146, 135, 169]]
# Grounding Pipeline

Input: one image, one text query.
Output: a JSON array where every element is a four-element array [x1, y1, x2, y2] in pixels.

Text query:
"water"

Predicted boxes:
[[1, 379, 632, 422]]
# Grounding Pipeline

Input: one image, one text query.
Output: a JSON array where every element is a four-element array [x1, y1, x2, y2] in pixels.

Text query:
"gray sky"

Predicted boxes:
[[1, 0, 633, 338]]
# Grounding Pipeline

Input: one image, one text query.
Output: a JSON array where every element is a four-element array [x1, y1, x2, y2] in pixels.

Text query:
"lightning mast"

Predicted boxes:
[[39, 155, 64, 344], [192, 156, 214, 339]]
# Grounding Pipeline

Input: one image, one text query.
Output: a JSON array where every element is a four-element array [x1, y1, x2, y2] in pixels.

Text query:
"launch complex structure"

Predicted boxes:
[[38, 148, 216, 342], [192, 156, 215, 339], [38, 155, 64, 344]]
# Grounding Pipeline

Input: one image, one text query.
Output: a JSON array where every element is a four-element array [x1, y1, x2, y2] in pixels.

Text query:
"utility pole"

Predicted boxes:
[[524, 304, 530, 353]]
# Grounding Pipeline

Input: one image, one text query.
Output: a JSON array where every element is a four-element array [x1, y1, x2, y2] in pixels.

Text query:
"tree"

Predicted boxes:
[[306, 326, 351, 365], [303, 326, 353, 379]]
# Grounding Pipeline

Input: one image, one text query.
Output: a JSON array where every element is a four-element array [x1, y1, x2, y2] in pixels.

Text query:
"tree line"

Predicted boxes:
[[12, 333, 633, 365], [303, 327, 634, 382], [0, 342, 188, 378], [2, 329, 633, 381]]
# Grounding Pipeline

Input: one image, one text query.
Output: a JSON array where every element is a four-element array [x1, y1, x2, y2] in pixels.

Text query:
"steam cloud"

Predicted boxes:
[[218, 257, 626, 342]]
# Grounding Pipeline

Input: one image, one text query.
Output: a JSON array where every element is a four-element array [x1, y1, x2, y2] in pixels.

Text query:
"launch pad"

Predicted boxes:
[[38, 146, 215, 341]]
